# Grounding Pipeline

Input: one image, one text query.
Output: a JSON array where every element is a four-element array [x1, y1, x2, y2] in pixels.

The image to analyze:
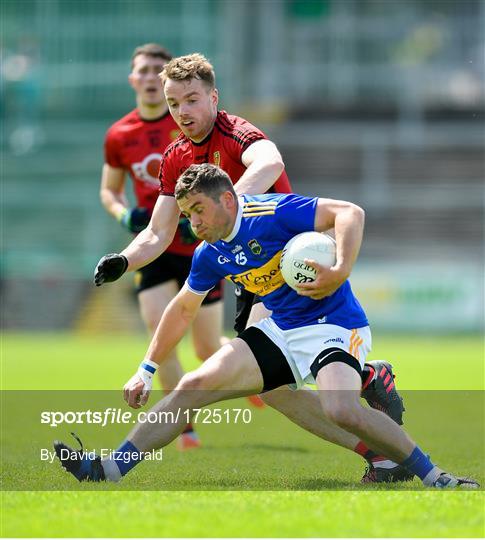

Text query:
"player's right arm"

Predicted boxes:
[[100, 163, 129, 220], [123, 284, 206, 408], [120, 195, 180, 270], [94, 195, 180, 285], [95, 139, 183, 286], [235, 139, 285, 195], [100, 163, 151, 234], [298, 198, 365, 300]]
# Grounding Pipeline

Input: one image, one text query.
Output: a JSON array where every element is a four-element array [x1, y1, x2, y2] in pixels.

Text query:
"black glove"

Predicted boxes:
[[178, 216, 198, 244], [94, 253, 128, 286], [119, 207, 150, 233]]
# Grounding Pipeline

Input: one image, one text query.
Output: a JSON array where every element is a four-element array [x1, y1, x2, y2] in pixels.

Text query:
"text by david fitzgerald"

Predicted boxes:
[[41, 448, 163, 464]]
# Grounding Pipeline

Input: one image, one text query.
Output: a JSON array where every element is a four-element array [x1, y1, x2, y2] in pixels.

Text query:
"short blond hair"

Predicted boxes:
[[160, 53, 216, 89]]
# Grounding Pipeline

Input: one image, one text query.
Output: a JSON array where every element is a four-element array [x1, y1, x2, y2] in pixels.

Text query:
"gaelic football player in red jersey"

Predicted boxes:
[[95, 53, 410, 482], [100, 44, 223, 450]]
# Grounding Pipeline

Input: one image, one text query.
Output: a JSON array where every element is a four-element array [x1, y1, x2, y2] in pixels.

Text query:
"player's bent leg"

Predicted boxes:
[[262, 384, 413, 483], [313, 349, 415, 463], [262, 386, 360, 450], [313, 349, 479, 488], [192, 300, 224, 361], [54, 341, 264, 483]]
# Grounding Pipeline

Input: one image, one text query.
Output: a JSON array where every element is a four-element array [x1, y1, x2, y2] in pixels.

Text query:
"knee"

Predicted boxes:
[[176, 371, 207, 391], [321, 401, 364, 432]]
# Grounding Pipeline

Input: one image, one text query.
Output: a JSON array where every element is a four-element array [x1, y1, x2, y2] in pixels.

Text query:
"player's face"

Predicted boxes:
[[178, 191, 234, 243], [164, 78, 218, 143], [129, 54, 167, 107]]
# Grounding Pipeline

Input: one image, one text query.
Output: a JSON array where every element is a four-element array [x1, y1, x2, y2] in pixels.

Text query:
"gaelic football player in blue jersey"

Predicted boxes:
[[55, 164, 479, 488], [95, 53, 409, 482]]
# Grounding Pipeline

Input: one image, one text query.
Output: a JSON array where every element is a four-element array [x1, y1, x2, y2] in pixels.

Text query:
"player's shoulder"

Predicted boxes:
[[108, 109, 140, 131], [214, 111, 267, 154], [105, 109, 139, 140], [242, 193, 291, 206], [162, 131, 190, 161], [216, 110, 265, 137], [242, 193, 314, 219], [240, 194, 284, 223], [192, 240, 216, 263]]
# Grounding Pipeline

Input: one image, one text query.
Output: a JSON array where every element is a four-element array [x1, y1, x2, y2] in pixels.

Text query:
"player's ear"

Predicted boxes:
[[220, 190, 235, 209], [211, 88, 219, 107], [128, 73, 136, 90]]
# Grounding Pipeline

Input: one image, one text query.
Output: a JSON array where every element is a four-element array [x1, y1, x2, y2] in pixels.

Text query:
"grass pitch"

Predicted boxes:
[[1, 332, 484, 537]]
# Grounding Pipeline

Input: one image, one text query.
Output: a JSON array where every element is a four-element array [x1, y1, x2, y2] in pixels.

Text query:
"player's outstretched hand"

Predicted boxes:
[[119, 207, 150, 233], [94, 253, 128, 286], [296, 259, 349, 300]]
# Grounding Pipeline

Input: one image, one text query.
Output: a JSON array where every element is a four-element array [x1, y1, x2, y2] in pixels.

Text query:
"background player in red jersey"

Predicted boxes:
[[100, 44, 224, 450], [95, 53, 409, 482]]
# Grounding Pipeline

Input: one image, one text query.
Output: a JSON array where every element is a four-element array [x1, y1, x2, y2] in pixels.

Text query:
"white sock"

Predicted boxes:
[[101, 458, 122, 482], [422, 466, 444, 486]]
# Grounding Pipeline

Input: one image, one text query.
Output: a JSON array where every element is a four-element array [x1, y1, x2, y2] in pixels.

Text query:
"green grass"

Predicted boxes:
[[2, 491, 483, 538], [1, 332, 484, 537]]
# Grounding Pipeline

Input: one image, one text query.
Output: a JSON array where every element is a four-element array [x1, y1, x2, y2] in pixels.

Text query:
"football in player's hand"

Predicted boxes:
[[280, 232, 336, 291]]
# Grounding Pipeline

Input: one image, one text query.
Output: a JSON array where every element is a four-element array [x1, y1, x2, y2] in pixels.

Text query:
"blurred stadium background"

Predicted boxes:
[[1, 0, 483, 334]]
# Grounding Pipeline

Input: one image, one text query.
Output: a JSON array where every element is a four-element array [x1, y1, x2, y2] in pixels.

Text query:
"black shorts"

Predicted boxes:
[[238, 326, 296, 392], [234, 287, 263, 335], [134, 252, 223, 306]]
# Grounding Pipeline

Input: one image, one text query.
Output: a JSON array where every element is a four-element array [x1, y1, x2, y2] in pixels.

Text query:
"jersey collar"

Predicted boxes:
[[137, 109, 170, 123], [222, 197, 244, 243]]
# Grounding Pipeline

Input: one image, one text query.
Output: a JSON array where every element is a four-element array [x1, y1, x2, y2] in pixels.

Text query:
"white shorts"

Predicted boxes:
[[251, 318, 372, 390]]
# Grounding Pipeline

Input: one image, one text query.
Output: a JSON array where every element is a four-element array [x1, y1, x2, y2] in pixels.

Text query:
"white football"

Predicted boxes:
[[280, 232, 336, 291]]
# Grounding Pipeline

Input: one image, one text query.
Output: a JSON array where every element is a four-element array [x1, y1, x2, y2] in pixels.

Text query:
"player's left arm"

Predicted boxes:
[[235, 140, 285, 195], [297, 198, 365, 300], [123, 284, 206, 408]]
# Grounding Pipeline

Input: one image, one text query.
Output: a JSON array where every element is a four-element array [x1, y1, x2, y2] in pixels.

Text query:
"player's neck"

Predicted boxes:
[[136, 98, 168, 121], [190, 116, 217, 144]]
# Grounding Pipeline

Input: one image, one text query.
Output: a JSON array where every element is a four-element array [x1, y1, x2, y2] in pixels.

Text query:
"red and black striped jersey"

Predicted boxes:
[[105, 109, 180, 211], [158, 110, 292, 197], [104, 108, 199, 255]]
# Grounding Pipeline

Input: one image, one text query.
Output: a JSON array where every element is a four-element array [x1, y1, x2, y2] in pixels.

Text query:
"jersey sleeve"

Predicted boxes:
[[274, 194, 318, 235], [225, 121, 266, 161], [104, 128, 123, 168], [158, 148, 178, 196], [186, 244, 222, 295], [226, 117, 293, 193]]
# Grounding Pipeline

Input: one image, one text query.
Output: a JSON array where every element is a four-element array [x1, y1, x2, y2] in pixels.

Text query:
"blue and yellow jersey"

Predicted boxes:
[[187, 193, 368, 330]]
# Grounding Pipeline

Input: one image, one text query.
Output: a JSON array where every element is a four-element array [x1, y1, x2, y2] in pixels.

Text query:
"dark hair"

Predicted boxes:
[[160, 53, 215, 89], [131, 43, 172, 69], [175, 164, 236, 202]]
